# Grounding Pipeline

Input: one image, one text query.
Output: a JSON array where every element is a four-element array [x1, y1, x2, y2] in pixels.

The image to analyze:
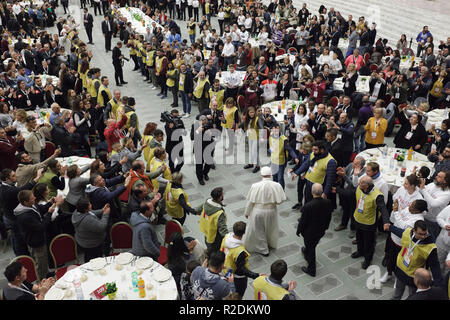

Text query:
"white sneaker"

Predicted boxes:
[[180, 112, 186, 116], [183, 113, 190, 118], [380, 272, 392, 283], [151, 86, 157, 89]]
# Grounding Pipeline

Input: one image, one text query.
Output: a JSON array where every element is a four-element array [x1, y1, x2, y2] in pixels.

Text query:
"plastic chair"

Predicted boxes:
[[110, 222, 133, 254], [49, 234, 79, 280], [158, 220, 183, 266], [330, 96, 339, 108], [276, 48, 285, 56], [45, 141, 56, 159], [369, 64, 379, 72], [363, 52, 371, 64], [11, 255, 39, 283]]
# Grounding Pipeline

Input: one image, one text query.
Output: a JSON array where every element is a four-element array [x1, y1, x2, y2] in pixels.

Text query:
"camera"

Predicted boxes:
[[160, 111, 184, 129]]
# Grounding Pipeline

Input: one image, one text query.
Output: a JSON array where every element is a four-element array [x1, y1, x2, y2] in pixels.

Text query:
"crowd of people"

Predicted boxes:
[[0, 0, 449, 301]]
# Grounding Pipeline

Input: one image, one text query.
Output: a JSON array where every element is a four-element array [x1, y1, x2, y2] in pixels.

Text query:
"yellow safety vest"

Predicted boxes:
[[353, 187, 382, 225], [149, 158, 172, 191], [108, 98, 122, 121], [179, 73, 186, 91], [304, 153, 335, 184], [220, 235, 250, 273], [188, 22, 196, 35], [80, 69, 89, 89], [88, 78, 100, 98], [125, 110, 139, 129], [136, 41, 142, 58], [221, 106, 237, 129], [205, 2, 210, 14], [146, 50, 156, 67], [173, 58, 183, 70], [199, 207, 224, 244], [193, 78, 209, 99], [166, 69, 177, 87], [97, 85, 112, 107], [142, 135, 153, 171], [396, 228, 437, 278], [164, 182, 190, 219], [140, 45, 147, 64], [129, 40, 137, 55], [155, 56, 167, 73], [246, 116, 260, 140], [209, 88, 225, 110], [253, 276, 289, 300], [269, 135, 288, 165]]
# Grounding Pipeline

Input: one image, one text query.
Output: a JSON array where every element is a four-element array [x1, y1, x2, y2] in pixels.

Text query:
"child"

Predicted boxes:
[[180, 260, 201, 300], [288, 141, 312, 210], [295, 123, 310, 150]]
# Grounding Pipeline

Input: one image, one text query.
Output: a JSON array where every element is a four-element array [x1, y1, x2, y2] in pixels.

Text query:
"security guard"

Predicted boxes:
[[253, 259, 297, 300], [164, 172, 198, 225], [220, 221, 260, 299], [385, 220, 443, 300], [198, 187, 228, 255], [352, 175, 390, 269]]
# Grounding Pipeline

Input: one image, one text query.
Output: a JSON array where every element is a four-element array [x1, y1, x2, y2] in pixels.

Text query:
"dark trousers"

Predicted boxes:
[[187, 5, 193, 18], [234, 277, 248, 298], [297, 175, 306, 204], [85, 27, 93, 43], [4, 217, 29, 256], [159, 74, 167, 95], [173, 213, 186, 226], [113, 63, 124, 85], [304, 180, 313, 204], [168, 146, 184, 173], [341, 150, 353, 167], [131, 55, 139, 70], [385, 235, 402, 274], [170, 86, 178, 107], [193, 7, 199, 21], [339, 192, 356, 230], [93, 2, 101, 15], [101, 1, 109, 14], [304, 235, 321, 275], [196, 163, 211, 182], [355, 227, 376, 263], [81, 244, 104, 263], [104, 32, 112, 51]]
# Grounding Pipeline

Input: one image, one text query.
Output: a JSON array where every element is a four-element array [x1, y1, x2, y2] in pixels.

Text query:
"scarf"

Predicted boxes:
[[310, 151, 329, 168], [126, 169, 154, 195]]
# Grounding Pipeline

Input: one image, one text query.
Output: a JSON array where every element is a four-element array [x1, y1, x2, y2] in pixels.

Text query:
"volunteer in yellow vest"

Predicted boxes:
[[97, 76, 112, 108], [209, 79, 225, 110], [240, 106, 264, 173], [148, 147, 172, 192], [428, 70, 447, 109], [198, 187, 228, 254], [147, 129, 165, 165], [141, 122, 158, 172], [166, 61, 179, 108], [268, 123, 298, 190], [350, 175, 390, 270], [164, 172, 198, 225], [38, 159, 67, 199], [87, 68, 101, 106], [221, 97, 239, 156], [292, 140, 335, 201], [128, 38, 139, 71], [205, 0, 211, 22], [147, 45, 158, 88], [105, 89, 123, 121], [253, 259, 297, 300], [220, 221, 261, 298], [79, 60, 90, 91], [124, 97, 141, 145], [145, 43, 155, 83], [193, 70, 210, 113], [187, 18, 196, 44], [384, 220, 443, 299], [155, 49, 168, 99]]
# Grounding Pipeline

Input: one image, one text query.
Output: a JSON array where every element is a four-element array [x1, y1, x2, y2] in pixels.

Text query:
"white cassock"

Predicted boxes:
[[244, 178, 286, 255]]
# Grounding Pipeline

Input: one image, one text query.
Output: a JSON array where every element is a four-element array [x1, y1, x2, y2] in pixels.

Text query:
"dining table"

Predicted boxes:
[[333, 75, 370, 94], [425, 108, 448, 132], [44, 253, 178, 300], [117, 7, 163, 35], [55, 156, 95, 198]]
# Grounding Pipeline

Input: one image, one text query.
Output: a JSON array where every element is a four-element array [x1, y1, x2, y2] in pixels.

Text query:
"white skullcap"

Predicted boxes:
[[260, 166, 272, 176]]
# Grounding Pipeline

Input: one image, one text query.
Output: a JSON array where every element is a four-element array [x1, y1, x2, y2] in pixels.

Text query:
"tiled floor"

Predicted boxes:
[[2, 0, 433, 300]]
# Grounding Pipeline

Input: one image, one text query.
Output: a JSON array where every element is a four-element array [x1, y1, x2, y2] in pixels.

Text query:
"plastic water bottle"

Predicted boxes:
[[444, 108, 448, 119], [36, 106, 41, 119], [73, 276, 84, 300], [131, 271, 138, 292], [382, 145, 388, 158], [389, 158, 395, 170]]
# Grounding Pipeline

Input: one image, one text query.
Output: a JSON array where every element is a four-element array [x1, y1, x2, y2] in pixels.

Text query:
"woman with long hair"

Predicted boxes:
[[142, 122, 158, 172], [167, 232, 191, 297], [240, 106, 264, 173], [72, 98, 92, 157], [221, 97, 239, 155]]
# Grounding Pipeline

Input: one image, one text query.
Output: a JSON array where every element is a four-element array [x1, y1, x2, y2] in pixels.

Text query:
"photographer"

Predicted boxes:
[[190, 115, 216, 185], [163, 109, 187, 173], [198, 100, 225, 169]]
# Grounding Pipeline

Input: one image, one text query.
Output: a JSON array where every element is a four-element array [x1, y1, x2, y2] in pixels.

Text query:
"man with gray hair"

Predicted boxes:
[[406, 268, 447, 300], [352, 176, 390, 269], [296, 183, 333, 277]]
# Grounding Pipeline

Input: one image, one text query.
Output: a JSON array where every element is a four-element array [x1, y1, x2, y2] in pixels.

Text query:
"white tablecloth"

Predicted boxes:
[[216, 70, 247, 87], [56, 156, 94, 198], [357, 147, 434, 190], [45, 255, 178, 300], [26, 106, 71, 125], [275, 53, 296, 65], [262, 99, 298, 123], [382, 56, 422, 74], [333, 76, 370, 94], [19, 0, 44, 7], [425, 108, 447, 131], [117, 7, 163, 35]]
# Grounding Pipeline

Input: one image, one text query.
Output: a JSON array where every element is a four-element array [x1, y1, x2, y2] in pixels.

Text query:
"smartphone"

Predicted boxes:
[[225, 268, 233, 278]]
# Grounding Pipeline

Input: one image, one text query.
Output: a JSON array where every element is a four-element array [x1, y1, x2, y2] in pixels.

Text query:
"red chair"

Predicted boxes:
[[158, 220, 183, 266], [49, 234, 80, 280], [369, 64, 379, 72], [119, 189, 129, 203], [110, 222, 133, 255], [12, 255, 39, 283], [363, 52, 371, 64], [276, 48, 285, 56], [45, 141, 56, 159], [330, 96, 339, 108], [288, 47, 297, 55]]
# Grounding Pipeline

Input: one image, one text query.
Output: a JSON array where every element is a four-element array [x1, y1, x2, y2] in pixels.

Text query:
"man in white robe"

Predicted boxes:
[[244, 166, 286, 256]]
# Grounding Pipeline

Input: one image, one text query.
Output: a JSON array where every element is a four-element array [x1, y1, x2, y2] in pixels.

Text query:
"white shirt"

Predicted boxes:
[[239, 30, 249, 43], [13, 4, 22, 15], [390, 208, 424, 246], [222, 42, 235, 57], [224, 71, 241, 88], [217, 12, 225, 20], [420, 183, 450, 222], [244, 18, 252, 29], [238, 15, 245, 25], [392, 186, 423, 213], [436, 204, 450, 246], [257, 32, 268, 46], [297, 64, 313, 78], [192, 0, 199, 8], [260, 80, 277, 102], [187, 0, 193, 5], [231, 31, 240, 42], [329, 58, 343, 75]]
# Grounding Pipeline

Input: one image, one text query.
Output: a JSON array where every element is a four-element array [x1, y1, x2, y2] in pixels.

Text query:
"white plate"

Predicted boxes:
[[384, 175, 396, 183], [116, 252, 134, 265], [45, 288, 65, 300], [89, 258, 107, 270], [135, 257, 154, 269], [153, 268, 172, 282]]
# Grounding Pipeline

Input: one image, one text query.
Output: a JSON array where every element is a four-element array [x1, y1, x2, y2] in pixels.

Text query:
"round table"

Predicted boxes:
[[56, 156, 94, 198], [425, 108, 447, 131], [262, 99, 297, 123], [357, 147, 434, 191], [117, 8, 163, 35], [333, 76, 370, 94], [26, 107, 71, 125], [382, 56, 422, 75], [45, 254, 178, 300]]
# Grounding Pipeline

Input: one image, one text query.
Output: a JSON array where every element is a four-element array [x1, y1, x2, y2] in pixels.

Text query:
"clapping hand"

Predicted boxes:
[[102, 203, 111, 215]]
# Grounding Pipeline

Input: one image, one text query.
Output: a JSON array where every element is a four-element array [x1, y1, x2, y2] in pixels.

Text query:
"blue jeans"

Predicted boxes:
[[223, 57, 234, 71], [271, 163, 286, 189], [346, 47, 355, 58], [353, 127, 366, 153], [189, 35, 195, 44], [180, 91, 191, 114]]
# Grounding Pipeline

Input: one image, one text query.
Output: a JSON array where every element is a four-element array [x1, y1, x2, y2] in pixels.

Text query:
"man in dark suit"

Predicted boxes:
[[83, 8, 94, 44], [406, 268, 448, 300], [112, 42, 127, 86], [296, 183, 332, 277], [325, 128, 344, 167], [190, 115, 216, 185], [101, 15, 113, 52]]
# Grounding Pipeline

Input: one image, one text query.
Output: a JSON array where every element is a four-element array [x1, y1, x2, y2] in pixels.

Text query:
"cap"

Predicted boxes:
[[260, 166, 272, 176]]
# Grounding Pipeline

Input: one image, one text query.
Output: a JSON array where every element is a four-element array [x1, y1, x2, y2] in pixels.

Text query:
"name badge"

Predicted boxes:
[[405, 131, 413, 140], [313, 91, 318, 98], [27, 100, 31, 106], [371, 131, 377, 139], [345, 81, 349, 88], [395, 92, 400, 99], [357, 197, 365, 213]]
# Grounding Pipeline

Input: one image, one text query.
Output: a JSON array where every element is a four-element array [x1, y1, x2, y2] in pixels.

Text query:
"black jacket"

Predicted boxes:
[[51, 125, 74, 157], [0, 181, 36, 221], [327, 138, 345, 167], [394, 111, 427, 150], [179, 70, 194, 94], [84, 13, 94, 28], [406, 287, 448, 300], [15, 204, 51, 248], [101, 20, 113, 34], [297, 198, 332, 239]]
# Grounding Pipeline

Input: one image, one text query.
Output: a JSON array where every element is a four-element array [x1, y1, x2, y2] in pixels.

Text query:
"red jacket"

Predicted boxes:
[[0, 136, 23, 170], [306, 81, 326, 104], [104, 114, 128, 152]]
